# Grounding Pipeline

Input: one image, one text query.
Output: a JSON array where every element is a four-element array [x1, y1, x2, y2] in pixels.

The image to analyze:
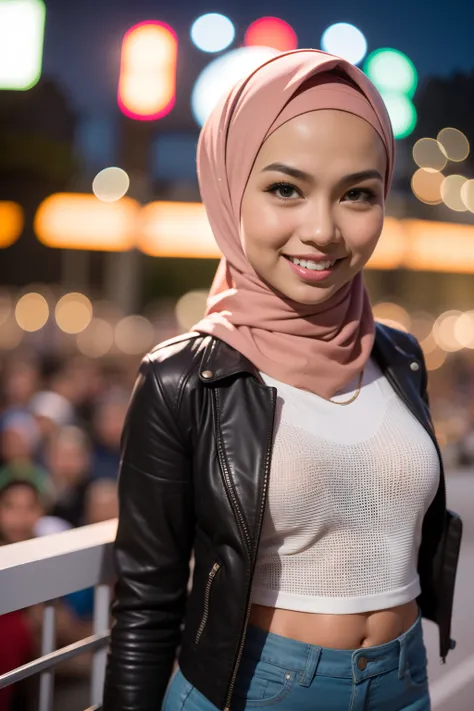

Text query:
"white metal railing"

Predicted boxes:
[[0, 519, 117, 711]]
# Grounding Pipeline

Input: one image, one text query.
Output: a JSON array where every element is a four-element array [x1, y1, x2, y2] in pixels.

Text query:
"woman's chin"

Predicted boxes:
[[281, 282, 337, 306]]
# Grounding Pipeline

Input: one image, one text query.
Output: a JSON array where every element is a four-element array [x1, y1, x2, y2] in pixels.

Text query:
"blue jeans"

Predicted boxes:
[[162, 613, 430, 710]]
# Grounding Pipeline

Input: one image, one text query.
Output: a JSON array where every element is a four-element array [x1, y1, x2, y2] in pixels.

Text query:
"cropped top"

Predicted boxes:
[[252, 359, 440, 614]]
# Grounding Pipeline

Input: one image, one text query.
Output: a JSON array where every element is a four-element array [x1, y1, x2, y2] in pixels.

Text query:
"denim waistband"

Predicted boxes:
[[244, 612, 424, 686]]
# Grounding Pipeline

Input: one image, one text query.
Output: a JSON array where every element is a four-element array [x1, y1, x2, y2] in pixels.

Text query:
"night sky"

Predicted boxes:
[[42, 0, 474, 117]]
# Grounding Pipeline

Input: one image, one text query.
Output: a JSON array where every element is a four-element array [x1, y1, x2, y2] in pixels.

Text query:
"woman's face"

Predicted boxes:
[[240, 109, 387, 305]]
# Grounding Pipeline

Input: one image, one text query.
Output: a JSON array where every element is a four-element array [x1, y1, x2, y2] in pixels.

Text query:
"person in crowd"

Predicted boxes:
[[0, 354, 40, 412], [29, 390, 76, 444], [0, 470, 46, 711], [103, 50, 461, 711], [0, 410, 43, 469], [90, 391, 128, 481], [45, 425, 92, 528], [84, 478, 118, 524], [0, 469, 46, 545]]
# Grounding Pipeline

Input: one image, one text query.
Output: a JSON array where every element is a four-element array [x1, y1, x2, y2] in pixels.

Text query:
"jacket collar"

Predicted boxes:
[[198, 325, 429, 430]]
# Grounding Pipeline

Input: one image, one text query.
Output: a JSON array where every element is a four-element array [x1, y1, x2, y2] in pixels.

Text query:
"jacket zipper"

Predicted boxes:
[[223, 386, 276, 711], [214, 390, 252, 555], [195, 562, 221, 645]]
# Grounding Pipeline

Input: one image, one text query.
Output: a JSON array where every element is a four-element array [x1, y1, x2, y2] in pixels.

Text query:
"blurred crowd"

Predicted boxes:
[[0, 349, 137, 711]]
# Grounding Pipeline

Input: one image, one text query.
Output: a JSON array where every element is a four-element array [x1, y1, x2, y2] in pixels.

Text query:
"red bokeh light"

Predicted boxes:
[[244, 17, 297, 52], [118, 21, 178, 121]]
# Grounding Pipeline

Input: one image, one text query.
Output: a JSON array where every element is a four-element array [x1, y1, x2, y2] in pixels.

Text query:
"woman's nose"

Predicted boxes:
[[298, 202, 339, 247]]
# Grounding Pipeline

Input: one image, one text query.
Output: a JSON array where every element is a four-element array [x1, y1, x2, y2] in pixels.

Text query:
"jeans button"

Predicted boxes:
[[357, 657, 368, 671]]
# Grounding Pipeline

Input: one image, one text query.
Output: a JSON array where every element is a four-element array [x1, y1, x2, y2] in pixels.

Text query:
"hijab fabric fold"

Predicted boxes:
[[193, 49, 395, 398]]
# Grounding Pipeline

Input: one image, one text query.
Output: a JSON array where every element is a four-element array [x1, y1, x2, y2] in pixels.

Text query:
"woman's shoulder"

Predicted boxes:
[[148, 331, 206, 364], [139, 331, 209, 394]]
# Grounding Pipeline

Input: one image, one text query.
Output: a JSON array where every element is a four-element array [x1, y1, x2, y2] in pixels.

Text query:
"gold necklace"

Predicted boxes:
[[328, 370, 364, 406]]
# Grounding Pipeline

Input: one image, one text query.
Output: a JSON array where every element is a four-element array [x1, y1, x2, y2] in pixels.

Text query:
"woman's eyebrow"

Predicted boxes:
[[262, 163, 384, 185], [340, 169, 384, 184], [262, 162, 313, 182]]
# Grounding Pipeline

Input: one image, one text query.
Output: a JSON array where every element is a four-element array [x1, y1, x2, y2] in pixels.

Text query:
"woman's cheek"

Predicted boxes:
[[345, 214, 383, 258]]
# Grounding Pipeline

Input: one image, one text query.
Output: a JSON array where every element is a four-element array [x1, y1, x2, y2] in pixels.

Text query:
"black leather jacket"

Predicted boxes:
[[103, 324, 462, 711]]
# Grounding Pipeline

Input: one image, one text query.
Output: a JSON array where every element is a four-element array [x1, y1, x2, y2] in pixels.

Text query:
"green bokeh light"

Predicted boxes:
[[0, 0, 46, 91], [364, 48, 418, 98], [381, 93, 417, 139]]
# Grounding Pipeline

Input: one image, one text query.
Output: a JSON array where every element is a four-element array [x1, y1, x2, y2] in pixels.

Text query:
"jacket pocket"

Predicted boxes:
[[195, 561, 221, 645]]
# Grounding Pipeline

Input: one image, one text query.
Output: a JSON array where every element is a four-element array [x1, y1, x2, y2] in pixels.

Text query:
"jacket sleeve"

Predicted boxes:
[[102, 357, 195, 711]]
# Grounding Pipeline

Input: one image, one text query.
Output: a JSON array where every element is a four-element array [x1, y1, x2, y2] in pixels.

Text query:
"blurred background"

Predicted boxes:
[[1, 1, 474, 710]]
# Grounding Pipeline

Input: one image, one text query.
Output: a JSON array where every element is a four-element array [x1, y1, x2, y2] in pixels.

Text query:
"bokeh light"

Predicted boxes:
[[114, 315, 155, 355], [0, 0, 46, 90], [92, 167, 130, 203], [424, 347, 447, 371], [175, 290, 209, 331], [441, 174, 468, 212], [0, 201, 24, 248], [55, 293, 93, 334], [373, 302, 411, 332], [35, 194, 139, 251], [412, 138, 447, 172], [244, 17, 297, 52], [410, 312, 435, 342], [15, 292, 49, 332], [437, 128, 470, 163], [77, 318, 114, 358], [461, 180, 474, 212], [364, 48, 418, 97], [381, 93, 417, 139], [191, 46, 279, 127], [190, 13, 235, 53], [411, 169, 443, 205], [454, 311, 474, 349], [320, 23, 367, 65], [0, 315, 23, 350], [118, 21, 178, 121], [432, 310, 463, 352]]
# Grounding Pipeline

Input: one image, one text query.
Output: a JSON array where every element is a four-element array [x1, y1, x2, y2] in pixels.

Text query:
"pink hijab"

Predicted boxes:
[[193, 49, 395, 398]]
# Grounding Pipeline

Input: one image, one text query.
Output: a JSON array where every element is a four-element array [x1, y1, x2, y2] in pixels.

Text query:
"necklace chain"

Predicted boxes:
[[327, 370, 364, 406]]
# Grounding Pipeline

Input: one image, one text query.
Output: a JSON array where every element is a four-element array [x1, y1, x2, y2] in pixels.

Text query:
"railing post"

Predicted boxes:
[[39, 602, 56, 711], [90, 584, 110, 707]]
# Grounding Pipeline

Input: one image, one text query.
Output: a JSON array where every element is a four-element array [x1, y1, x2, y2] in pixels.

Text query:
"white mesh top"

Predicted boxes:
[[252, 359, 440, 614]]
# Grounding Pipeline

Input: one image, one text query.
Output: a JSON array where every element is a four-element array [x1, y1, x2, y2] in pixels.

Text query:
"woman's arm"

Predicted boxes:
[[103, 357, 195, 711]]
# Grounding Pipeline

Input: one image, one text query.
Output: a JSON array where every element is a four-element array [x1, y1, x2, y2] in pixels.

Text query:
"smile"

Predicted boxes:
[[283, 254, 343, 283], [287, 256, 336, 271]]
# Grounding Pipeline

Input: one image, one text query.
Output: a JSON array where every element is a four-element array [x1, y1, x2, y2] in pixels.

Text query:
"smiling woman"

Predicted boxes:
[[240, 110, 386, 305], [103, 49, 460, 711]]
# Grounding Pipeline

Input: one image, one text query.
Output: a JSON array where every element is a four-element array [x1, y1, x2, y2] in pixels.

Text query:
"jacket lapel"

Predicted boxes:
[[372, 324, 434, 438]]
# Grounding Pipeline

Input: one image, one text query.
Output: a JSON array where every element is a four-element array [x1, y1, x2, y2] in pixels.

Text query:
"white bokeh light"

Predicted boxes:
[[92, 167, 130, 203], [191, 46, 279, 127], [190, 13, 235, 53], [321, 23, 367, 65]]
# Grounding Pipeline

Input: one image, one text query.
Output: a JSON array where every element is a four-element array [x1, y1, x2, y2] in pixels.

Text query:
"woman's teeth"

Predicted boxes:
[[288, 256, 336, 271]]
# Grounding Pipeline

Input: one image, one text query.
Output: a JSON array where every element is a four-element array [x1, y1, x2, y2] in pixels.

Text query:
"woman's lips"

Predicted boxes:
[[283, 255, 342, 283]]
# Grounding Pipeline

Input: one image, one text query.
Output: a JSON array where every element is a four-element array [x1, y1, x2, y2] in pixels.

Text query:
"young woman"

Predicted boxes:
[[103, 50, 462, 711]]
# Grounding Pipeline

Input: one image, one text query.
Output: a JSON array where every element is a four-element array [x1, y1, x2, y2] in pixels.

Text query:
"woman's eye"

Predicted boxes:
[[267, 183, 301, 200], [344, 188, 374, 203]]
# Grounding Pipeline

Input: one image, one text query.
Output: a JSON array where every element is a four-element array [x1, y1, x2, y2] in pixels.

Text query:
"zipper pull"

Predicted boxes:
[[209, 562, 220, 578]]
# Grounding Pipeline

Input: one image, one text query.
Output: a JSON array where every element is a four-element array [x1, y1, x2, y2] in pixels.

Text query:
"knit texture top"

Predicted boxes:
[[252, 359, 440, 614]]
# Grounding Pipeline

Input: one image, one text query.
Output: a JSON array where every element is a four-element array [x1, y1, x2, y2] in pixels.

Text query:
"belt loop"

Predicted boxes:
[[398, 636, 407, 680], [299, 645, 321, 687]]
